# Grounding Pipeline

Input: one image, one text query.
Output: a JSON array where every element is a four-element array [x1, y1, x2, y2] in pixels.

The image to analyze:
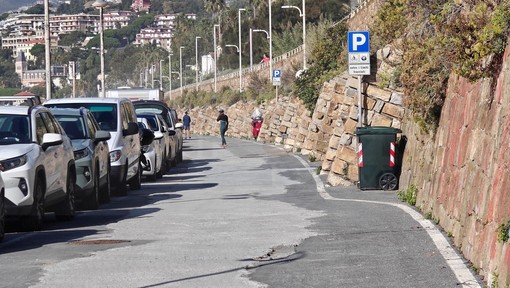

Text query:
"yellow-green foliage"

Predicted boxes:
[[372, 0, 510, 132]]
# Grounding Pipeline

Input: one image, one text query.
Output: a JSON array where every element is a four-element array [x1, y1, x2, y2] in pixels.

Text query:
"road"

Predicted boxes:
[[0, 135, 482, 288]]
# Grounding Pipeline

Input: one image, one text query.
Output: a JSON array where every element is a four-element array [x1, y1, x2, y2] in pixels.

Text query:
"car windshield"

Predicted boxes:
[[55, 115, 87, 140], [135, 107, 173, 128], [46, 103, 117, 131], [0, 114, 31, 144]]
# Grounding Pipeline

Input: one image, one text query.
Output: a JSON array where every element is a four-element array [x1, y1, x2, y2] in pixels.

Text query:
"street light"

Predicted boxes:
[[213, 24, 220, 93], [93, 0, 107, 97], [179, 46, 185, 96], [159, 59, 164, 90], [151, 64, 156, 88], [251, 28, 270, 70], [282, 0, 306, 69], [195, 36, 201, 91], [269, 0, 273, 81], [238, 8, 246, 93], [168, 53, 172, 100], [44, 0, 51, 99]]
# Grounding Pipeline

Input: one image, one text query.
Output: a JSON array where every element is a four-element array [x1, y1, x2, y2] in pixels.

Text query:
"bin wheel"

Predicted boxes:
[[379, 173, 398, 190]]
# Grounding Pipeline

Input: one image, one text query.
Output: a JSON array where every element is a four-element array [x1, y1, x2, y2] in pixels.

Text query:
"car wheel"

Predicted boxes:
[[0, 189, 5, 242], [23, 176, 45, 231], [129, 161, 142, 190], [114, 163, 128, 197], [148, 155, 157, 182], [99, 162, 111, 203], [83, 163, 100, 210], [157, 153, 166, 178], [55, 169, 76, 221], [177, 149, 183, 163]]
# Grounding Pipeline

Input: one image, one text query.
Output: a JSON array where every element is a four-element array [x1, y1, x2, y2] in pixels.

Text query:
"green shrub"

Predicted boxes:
[[397, 184, 417, 206], [497, 220, 510, 243]]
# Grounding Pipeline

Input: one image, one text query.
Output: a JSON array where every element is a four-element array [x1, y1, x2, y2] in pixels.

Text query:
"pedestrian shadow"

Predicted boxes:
[[138, 251, 306, 288]]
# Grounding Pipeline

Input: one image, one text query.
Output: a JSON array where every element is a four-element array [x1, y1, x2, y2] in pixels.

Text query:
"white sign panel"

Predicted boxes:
[[272, 69, 282, 86], [348, 31, 371, 76]]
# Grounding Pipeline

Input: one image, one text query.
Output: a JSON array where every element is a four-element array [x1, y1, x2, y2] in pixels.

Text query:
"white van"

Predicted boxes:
[[44, 98, 141, 196]]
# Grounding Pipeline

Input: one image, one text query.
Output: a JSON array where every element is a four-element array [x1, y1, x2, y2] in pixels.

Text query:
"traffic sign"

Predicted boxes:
[[272, 69, 282, 86], [348, 31, 370, 53], [348, 31, 370, 76]]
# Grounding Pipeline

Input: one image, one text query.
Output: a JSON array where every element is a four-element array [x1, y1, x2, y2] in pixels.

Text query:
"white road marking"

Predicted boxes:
[[292, 154, 481, 288]]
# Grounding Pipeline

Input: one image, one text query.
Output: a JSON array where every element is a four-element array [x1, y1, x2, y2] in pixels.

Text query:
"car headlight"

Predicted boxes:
[[0, 154, 28, 171], [73, 148, 89, 160], [110, 150, 122, 163], [141, 145, 151, 153]]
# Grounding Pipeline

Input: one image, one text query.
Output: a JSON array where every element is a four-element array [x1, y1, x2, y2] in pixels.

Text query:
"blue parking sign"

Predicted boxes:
[[272, 69, 282, 78], [348, 31, 370, 53]]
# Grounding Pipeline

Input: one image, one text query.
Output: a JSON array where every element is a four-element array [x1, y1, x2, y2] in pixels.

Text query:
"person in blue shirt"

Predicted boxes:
[[182, 111, 191, 139]]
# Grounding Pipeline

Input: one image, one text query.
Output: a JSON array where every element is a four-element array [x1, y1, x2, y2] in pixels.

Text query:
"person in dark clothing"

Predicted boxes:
[[216, 109, 229, 148], [182, 111, 191, 139]]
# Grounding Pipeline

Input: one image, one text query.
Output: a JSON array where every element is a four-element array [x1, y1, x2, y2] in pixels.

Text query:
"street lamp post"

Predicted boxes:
[[251, 29, 270, 70], [213, 24, 220, 93], [238, 8, 246, 93], [282, 0, 306, 69], [159, 59, 164, 90], [195, 36, 201, 91], [269, 0, 273, 81], [151, 64, 156, 88], [44, 0, 51, 99], [179, 46, 185, 96], [168, 53, 172, 100], [93, 0, 107, 97]]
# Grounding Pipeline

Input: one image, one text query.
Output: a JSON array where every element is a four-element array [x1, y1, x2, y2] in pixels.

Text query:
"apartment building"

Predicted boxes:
[[50, 13, 99, 36], [131, 0, 150, 12], [134, 27, 172, 48], [103, 11, 137, 30]]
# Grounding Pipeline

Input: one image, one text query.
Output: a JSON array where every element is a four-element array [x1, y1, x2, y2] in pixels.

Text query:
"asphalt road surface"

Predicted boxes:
[[0, 135, 482, 288]]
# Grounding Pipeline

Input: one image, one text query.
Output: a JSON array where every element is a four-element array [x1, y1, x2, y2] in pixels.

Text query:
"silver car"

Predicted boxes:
[[51, 108, 111, 210], [137, 116, 164, 181], [0, 172, 5, 241]]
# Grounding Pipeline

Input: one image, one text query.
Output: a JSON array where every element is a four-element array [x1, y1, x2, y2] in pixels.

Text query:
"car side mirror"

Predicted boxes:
[[175, 123, 183, 129], [42, 133, 63, 150], [160, 126, 167, 132], [94, 130, 111, 144], [123, 122, 139, 136], [168, 130, 176, 136], [154, 131, 164, 140], [140, 128, 155, 146]]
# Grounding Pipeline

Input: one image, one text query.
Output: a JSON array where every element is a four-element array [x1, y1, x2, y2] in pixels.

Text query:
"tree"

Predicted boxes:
[[59, 31, 86, 47], [23, 4, 45, 14], [30, 44, 45, 68]]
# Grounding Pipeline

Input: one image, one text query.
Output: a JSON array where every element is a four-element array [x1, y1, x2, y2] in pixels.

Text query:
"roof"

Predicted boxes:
[[14, 91, 36, 96], [49, 107, 87, 116], [0, 105, 39, 115], [45, 97, 132, 105]]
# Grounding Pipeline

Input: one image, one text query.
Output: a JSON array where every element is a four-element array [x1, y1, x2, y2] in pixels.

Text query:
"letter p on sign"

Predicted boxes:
[[348, 31, 370, 53]]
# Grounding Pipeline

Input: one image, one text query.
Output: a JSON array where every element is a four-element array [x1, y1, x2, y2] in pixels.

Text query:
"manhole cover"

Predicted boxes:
[[68, 239, 130, 245]]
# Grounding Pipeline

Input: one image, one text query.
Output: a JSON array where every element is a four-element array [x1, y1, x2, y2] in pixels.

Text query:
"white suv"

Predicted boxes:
[[0, 106, 76, 231]]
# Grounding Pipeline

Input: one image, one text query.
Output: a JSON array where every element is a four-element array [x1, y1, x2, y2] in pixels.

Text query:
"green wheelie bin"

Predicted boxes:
[[355, 126, 402, 190]]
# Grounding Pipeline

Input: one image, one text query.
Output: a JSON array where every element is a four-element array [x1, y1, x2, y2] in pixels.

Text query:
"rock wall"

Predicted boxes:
[[399, 45, 510, 286]]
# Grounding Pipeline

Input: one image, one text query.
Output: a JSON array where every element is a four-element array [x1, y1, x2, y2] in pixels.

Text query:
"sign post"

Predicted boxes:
[[348, 31, 370, 128], [272, 69, 282, 101]]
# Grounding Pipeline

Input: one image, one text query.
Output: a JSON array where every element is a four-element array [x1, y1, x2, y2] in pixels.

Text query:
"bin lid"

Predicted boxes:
[[355, 126, 402, 135]]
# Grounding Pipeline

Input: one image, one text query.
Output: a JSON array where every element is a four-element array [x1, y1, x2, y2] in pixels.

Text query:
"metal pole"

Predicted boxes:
[[44, 0, 51, 99], [151, 64, 155, 88], [213, 24, 219, 93], [302, 0, 306, 69], [268, 0, 273, 82], [169, 54, 172, 100], [249, 28, 253, 70], [71, 61, 76, 98], [238, 8, 245, 93], [195, 36, 201, 91], [357, 75, 362, 127], [159, 59, 163, 90], [180, 46, 184, 96], [99, 6, 105, 97]]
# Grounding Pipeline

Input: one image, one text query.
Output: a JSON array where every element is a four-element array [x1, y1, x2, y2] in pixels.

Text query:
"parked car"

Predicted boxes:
[[132, 100, 182, 165], [137, 115, 164, 181], [44, 98, 141, 196], [0, 172, 5, 242], [50, 108, 111, 210], [168, 107, 184, 161], [0, 105, 76, 231]]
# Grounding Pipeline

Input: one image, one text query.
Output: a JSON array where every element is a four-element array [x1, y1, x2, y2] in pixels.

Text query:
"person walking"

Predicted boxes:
[[182, 111, 191, 139], [216, 109, 229, 148]]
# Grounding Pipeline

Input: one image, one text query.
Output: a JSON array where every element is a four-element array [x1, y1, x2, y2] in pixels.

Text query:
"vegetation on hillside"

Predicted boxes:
[[372, 0, 510, 131]]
